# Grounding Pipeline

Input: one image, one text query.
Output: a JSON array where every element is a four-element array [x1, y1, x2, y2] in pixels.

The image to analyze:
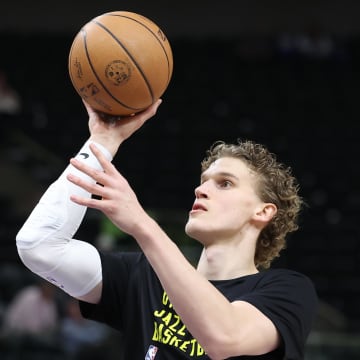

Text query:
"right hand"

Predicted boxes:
[[84, 99, 162, 156], [68, 142, 150, 237]]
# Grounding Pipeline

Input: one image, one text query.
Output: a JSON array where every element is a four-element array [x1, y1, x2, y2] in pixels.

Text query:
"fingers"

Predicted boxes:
[[67, 144, 119, 206], [89, 143, 115, 173], [136, 99, 162, 123], [67, 173, 105, 200], [70, 144, 114, 180], [84, 98, 162, 125], [82, 99, 98, 118], [69, 192, 105, 210], [119, 98, 162, 127], [69, 194, 92, 207], [69, 157, 103, 183]]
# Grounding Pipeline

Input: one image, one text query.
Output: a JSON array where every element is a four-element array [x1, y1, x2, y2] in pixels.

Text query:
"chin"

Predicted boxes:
[[185, 222, 207, 245]]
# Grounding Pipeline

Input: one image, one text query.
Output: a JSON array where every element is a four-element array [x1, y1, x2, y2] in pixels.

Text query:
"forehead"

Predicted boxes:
[[202, 157, 253, 178]]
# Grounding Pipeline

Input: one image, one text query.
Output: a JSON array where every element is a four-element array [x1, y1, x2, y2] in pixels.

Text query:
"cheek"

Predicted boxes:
[[223, 196, 258, 219], [215, 203, 243, 224]]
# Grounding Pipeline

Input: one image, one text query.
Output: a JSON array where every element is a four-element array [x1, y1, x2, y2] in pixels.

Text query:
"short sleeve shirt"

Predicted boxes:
[[80, 251, 318, 359]]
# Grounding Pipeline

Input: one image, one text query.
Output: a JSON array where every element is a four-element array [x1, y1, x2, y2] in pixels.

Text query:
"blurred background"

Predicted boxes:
[[0, 0, 360, 359]]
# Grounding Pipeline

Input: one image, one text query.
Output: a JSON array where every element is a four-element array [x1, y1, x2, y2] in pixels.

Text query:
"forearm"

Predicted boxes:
[[133, 219, 280, 358], [132, 217, 236, 353], [16, 140, 112, 297]]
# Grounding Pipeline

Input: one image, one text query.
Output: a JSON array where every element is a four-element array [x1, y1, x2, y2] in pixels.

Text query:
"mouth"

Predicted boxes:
[[191, 203, 207, 212]]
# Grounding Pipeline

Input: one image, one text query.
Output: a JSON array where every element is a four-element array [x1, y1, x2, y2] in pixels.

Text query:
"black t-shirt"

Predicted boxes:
[[80, 252, 318, 360]]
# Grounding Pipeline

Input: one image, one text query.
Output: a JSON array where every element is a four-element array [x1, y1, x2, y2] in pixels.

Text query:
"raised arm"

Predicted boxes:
[[16, 100, 161, 304], [66, 139, 281, 358]]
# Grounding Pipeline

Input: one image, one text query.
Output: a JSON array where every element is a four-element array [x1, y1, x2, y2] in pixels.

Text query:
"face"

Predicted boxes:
[[185, 157, 265, 245]]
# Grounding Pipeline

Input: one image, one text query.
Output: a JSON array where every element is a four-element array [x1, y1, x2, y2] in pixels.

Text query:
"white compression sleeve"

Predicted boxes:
[[16, 140, 112, 298]]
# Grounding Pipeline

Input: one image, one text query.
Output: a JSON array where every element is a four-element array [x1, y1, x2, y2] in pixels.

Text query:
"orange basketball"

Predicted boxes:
[[68, 11, 173, 116]]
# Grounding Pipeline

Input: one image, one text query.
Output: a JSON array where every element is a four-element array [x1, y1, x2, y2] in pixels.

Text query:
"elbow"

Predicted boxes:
[[203, 345, 231, 360], [204, 347, 231, 360], [200, 333, 242, 360], [201, 325, 265, 360], [16, 246, 47, 275], [202, 329, 279, 359], [16, 226, 40, 251], [16, 230, 55, 274]]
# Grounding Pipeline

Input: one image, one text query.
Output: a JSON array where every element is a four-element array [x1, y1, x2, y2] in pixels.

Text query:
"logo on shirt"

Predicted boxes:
[[145, 345, 158, 360], [152, 291, 205, 357]]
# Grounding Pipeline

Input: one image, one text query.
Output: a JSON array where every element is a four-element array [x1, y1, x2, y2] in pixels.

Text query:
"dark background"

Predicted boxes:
[[1, 0, 360, 37], [1, 0, 360, 348]]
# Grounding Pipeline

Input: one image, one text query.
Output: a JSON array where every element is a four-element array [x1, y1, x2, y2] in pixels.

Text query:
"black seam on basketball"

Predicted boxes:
[[107, 14, 172, 86], [82, 29, 140, 112], [93, 20, 155, 103], [68, 43, 77, 89]]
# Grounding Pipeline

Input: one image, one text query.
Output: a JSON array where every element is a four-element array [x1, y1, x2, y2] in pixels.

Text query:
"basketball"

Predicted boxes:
[[68, 11, 173, 116]]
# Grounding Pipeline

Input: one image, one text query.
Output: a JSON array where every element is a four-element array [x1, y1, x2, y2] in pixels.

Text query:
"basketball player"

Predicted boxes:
[[16, 99, 318, 359]]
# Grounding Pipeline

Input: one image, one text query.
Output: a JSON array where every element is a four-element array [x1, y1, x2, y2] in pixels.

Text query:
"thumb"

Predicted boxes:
[[82, 99, 98, 118]]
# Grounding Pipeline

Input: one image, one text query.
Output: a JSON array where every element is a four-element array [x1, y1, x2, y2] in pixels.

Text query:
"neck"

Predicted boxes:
[[196, 240, 258, 280]]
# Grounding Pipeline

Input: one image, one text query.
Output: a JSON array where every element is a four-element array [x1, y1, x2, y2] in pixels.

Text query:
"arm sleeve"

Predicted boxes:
[[16, 140, 113, 298]]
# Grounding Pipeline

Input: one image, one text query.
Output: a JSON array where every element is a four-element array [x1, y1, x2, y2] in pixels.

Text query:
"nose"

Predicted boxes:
[[194, 183, 209, 199]]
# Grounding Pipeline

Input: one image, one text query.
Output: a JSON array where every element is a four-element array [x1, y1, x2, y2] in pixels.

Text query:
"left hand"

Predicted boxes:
[[84, 99, 162, 157]]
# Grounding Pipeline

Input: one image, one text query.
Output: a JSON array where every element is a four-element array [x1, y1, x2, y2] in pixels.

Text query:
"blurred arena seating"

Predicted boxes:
[[1, 33, 360, 359]]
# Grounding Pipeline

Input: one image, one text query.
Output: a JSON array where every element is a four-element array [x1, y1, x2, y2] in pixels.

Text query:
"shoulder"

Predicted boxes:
[[99, 250, 149, 273], [98, 251, 157, 297], [242, 269, 318, 358], [238, 268, 318, 332], [251, 268, 318, 305], [259, 268, 315, 285], [99, 250, 145, 264], [79, 251, 160, 330], [258, 268, 317, 296], [213, 268, 317, 300]]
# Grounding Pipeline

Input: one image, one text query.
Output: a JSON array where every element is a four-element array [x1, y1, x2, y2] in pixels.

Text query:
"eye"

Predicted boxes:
[[220, 180, 233, 188]]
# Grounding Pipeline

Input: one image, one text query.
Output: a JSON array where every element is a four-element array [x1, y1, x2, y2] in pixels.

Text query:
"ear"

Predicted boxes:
[[253, 203, 277, 224]]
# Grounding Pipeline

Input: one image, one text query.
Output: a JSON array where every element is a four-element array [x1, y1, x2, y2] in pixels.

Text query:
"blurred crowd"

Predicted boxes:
[[0, 263, 122, 360], [0, 24, 360, 359]]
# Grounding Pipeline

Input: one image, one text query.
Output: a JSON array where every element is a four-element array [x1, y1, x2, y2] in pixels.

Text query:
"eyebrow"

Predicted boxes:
[[200, 171, 239, 182]]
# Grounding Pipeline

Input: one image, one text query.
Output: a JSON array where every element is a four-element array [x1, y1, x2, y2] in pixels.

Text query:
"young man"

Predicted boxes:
[[16, 99, 318, 359]]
